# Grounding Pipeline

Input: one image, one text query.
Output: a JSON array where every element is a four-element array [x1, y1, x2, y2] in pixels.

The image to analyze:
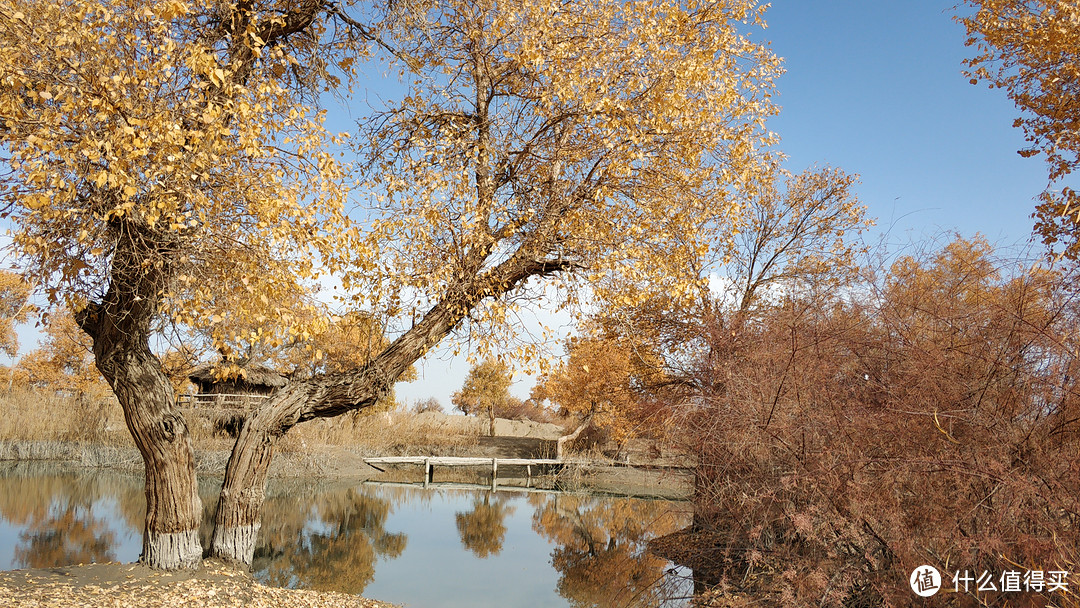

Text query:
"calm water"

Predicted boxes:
[[0, 463, 692, 607]]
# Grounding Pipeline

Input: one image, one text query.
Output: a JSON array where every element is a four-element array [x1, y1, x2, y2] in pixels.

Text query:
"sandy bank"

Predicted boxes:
[[0, 559, 394, 608]]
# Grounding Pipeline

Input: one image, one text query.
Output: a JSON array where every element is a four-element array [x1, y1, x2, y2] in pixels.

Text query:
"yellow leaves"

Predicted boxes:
[[961, 0, 1080, 258], [359, 0, 779, 332], [0, 0, 358, 357], [209, 68, 228, 88], [15, 309, 110, 399]]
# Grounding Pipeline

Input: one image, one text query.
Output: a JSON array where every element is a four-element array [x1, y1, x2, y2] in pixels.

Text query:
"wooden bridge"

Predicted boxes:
[[363, 456, 566, 490]]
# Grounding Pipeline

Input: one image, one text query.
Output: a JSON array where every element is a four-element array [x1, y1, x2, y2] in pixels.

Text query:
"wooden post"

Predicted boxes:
[[526, 464, 532, 486], [491, 458, 498, 491], [424, 458, 432, 488]]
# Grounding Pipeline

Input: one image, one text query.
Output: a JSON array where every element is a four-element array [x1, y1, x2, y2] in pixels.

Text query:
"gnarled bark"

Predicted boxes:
[[77, 221, 202, 570]]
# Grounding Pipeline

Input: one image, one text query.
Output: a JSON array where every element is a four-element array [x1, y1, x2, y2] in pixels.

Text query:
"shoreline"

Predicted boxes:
[[0, 439, 694, 499], [0, 441, 694, 606]]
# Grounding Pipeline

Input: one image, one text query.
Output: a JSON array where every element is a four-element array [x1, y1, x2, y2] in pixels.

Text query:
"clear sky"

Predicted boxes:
[[763, 1, 1048, 247], [7, 1, 1061, 408]]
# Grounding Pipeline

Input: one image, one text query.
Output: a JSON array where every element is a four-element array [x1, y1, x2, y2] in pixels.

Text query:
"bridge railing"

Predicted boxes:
[[175, 393, 271, 410]]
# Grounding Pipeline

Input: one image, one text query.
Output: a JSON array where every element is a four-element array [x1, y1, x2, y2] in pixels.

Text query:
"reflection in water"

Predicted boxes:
[[455, 493, 515, 558], [531, 494, 691, 608], [15, 505, 116, 568], [0, 464, 691, 607], [0, 464, 137, 569], [252, 485, 406, 594]]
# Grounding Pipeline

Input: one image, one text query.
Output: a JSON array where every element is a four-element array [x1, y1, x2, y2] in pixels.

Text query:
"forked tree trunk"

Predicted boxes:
[[210, 388, 309, 564], [77, 223, 202, 570], [210, 369, 395, 564]]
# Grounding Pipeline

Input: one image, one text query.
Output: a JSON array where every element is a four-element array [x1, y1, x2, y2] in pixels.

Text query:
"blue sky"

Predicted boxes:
[[762, 1, 1048, 248]]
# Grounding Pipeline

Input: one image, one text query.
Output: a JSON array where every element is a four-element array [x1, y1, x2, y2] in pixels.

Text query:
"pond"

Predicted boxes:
[[0, 463, 693, 607]]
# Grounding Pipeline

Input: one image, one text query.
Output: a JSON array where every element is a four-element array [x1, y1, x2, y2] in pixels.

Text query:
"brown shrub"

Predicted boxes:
[[671, 238, 1080, 607]]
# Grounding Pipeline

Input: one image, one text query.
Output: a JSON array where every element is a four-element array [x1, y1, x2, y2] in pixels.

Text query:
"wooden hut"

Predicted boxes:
[[187, 362, 287, 401], [182, 362, 287, 436]]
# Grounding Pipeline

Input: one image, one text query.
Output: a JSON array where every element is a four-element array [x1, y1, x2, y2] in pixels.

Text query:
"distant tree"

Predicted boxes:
[[960, 0, 1080, 260], [411, 397, 443, 414], [0, 270, 32, 362], [17, 310, 110, 401], [452, 359, 517, 437], [534, 336, 666, 448]]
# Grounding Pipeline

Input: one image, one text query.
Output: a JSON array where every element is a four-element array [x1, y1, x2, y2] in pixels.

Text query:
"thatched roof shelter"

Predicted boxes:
[[188, 362, 287, 396]]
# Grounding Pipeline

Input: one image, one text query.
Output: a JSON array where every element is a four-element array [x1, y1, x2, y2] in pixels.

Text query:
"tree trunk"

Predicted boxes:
[[114, 353, 201, 570], [488, 405, 496, 437], [556, 414, 593, 460], [210, 388, 309, 564], [209, 252, 576, 565], [77, 222, 202, 570]]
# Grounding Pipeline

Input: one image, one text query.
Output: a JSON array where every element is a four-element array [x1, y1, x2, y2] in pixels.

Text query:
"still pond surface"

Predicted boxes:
[[0, 463, 692, 607]]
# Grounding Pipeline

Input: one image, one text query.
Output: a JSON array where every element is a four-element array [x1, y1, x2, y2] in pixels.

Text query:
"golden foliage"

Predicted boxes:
[[960, 0, 1080, 260], [279, 311, 404, 381], [451, 358, 519, 435], [0, 0, 354, 347], [0, 0, 783, 385], [16, 310, 111, 399], [0, 0, 785, 380], [347, 0, 781, 359], [0, 270, 32, 359], [534, 337, 665, 443]]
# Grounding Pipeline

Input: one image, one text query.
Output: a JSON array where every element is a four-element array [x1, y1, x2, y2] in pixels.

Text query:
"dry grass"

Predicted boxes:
[[277, 410, 481, 456], [0, 387, 128, 444], [0, 387, 480, 458]]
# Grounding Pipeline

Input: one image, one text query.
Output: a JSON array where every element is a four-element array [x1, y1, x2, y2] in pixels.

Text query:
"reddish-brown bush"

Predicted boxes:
[[670, 237, 1080, 607]]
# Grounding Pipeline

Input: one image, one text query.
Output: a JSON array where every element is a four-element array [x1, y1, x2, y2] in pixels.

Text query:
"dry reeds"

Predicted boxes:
[[278, 410, 481, 456], [1, 386, 481, 471], [0, 387, 127, 444]]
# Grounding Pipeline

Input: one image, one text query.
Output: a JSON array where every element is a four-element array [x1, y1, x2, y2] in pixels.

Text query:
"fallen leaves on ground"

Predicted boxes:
[[0, 560, 395, 608]]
